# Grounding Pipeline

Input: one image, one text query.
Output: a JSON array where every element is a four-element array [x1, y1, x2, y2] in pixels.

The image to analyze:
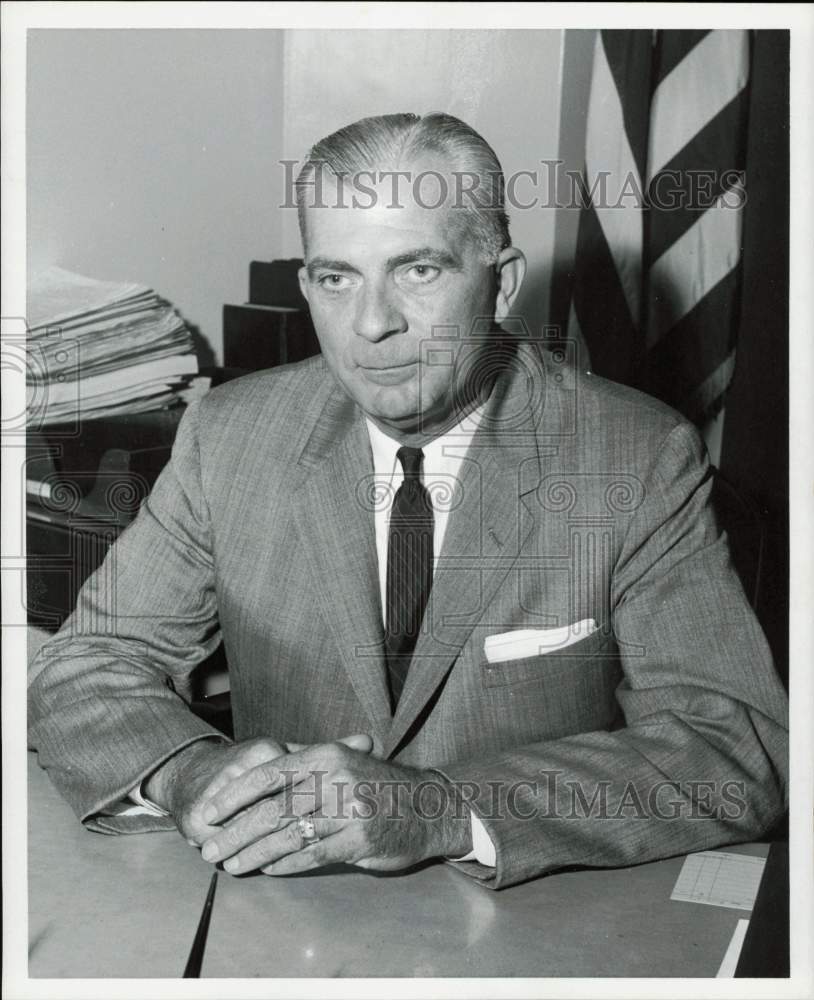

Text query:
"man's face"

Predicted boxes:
[[298, 162, 500, 437]]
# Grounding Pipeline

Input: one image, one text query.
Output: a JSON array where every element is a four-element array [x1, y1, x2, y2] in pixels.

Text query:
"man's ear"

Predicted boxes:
[[493, 247, 526, 323], [298, 265, 310, 306]]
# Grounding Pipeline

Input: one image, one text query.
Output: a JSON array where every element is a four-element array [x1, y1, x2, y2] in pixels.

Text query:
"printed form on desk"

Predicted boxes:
[[671, 851, 767, 911]]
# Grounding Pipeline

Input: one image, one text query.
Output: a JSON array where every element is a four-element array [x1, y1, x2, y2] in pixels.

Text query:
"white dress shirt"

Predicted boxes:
[[130, 405, 497, 867], [365, 410, 497, 868]]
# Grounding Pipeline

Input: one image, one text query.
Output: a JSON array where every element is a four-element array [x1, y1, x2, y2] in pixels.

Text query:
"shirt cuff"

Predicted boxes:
[[453, 812, 497, 867], [125, 782, 171, 818], [127, 732, 232, 816]]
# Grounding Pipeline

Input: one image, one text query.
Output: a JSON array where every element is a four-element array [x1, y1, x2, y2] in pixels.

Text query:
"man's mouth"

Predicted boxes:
[[359, 361, 418, 371], [358, 361, 419, 384]]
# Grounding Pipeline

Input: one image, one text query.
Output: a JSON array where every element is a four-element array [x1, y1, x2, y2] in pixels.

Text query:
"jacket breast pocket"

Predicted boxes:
[[481, 626, 615, 689]]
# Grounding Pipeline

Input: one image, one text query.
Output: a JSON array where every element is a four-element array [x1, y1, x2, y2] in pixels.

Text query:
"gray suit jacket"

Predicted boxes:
[[28, 343, 788, 888]]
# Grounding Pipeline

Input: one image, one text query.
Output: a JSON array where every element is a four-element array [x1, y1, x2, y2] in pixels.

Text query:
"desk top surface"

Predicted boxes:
[[27, 754, 766, 979]]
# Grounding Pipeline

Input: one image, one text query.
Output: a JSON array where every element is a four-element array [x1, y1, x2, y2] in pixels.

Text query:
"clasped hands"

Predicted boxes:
[[144, 735, 473, 877]]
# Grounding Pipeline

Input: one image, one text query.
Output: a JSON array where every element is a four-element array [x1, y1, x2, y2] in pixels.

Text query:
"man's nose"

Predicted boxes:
[[352, 279, 407, 341]]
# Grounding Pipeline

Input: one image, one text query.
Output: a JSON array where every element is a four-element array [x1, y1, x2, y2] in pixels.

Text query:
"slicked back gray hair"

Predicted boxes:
[[295, 112, 511, 263]]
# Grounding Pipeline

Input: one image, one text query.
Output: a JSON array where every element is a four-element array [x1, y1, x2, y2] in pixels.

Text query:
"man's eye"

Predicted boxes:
[[402, 264, 441, 284], [317, 273, 351, 290]]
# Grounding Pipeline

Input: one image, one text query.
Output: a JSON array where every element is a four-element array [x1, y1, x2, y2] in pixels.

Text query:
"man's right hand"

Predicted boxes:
[[144, 737, 289, 845], [143, 734, 372, 846]]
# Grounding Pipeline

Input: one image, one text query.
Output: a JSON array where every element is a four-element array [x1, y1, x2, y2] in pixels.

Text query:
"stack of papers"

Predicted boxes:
[[27, 266, 199, 424]]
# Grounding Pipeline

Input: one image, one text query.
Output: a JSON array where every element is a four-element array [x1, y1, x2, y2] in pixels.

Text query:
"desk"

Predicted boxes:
[[28, 754, 768, 978]]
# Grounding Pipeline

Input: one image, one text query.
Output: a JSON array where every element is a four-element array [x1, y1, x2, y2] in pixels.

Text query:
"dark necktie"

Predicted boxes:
[[384, 446, 434, 710]]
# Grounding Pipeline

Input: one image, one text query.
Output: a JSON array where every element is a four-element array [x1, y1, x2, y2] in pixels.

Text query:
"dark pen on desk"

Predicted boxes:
[[183, 871, 219, 978]]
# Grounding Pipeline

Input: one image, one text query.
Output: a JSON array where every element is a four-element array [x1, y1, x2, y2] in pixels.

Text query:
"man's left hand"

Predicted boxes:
[[197, 737, 473, 876]]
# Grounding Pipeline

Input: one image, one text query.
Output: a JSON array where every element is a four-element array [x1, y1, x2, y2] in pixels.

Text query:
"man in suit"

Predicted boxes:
[[28, 113, 788, 889]]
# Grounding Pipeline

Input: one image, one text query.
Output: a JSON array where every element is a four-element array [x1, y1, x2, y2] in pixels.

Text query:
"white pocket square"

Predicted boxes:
[[484, 619, 597, 664]]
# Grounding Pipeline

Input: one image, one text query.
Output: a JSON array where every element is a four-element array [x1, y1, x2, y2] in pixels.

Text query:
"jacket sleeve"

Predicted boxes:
[[28, 401, 228, 832], [436, 421, 789, 889]]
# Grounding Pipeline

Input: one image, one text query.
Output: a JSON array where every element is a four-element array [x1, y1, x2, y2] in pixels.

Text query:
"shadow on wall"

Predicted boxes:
[[185, 322, 217, 368], [513, 261, 552, 340]]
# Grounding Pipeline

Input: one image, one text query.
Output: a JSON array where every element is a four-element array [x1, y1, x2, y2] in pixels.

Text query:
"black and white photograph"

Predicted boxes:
[[2, 3, 812, 996]]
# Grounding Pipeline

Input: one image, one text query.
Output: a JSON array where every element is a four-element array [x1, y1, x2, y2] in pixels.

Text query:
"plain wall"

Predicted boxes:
[[27, 29, 568, 360], [27, 29, 286, 364]]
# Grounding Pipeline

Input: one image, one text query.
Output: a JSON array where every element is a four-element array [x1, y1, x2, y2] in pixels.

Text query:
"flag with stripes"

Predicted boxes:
[[568, 30, 751, 425]]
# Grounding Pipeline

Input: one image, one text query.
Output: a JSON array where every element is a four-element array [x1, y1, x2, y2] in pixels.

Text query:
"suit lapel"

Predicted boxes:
[[382, 346, 546, 758], [291, 385, 392, 750], [291, 344, 554, 758]]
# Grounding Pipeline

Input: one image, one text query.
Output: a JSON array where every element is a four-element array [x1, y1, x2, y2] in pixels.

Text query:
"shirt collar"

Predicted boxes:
[[365, 405, 486, 481]]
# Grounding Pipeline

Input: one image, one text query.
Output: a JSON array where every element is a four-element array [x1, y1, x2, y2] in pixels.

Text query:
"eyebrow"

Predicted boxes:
[[305, 257, 360, 278], [387, 248, 462, 270], [305, 247, 461, 279]]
